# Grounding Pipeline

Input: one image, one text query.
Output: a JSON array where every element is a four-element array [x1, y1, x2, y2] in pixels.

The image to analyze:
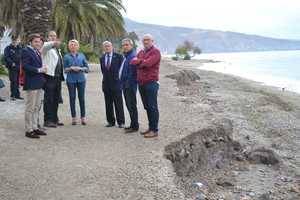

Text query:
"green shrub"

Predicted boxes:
[[0, 55, 8, 76], [171, 56, 179, 61], [183, 54, 191, 60]]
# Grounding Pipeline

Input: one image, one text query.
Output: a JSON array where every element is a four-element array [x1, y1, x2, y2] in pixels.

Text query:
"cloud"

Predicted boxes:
[[123, 0, 300, 39]]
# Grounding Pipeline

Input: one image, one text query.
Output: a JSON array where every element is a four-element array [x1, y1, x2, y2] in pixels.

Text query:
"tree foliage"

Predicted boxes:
[[174, 40, 202, 60], [0, 0, 125, 43]]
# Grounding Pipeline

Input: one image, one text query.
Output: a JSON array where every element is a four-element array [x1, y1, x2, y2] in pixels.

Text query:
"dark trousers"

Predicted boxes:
[[124, 87, 139, 129], [8, 69, 20, 98], [103, 89, 125, 125], [43, 76, 62, 123], [139, 81, 159, 132], [67, 81, 86, 118]]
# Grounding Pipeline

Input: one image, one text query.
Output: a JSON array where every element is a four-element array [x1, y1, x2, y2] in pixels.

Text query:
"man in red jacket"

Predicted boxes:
[[131, 34, 161, 138]]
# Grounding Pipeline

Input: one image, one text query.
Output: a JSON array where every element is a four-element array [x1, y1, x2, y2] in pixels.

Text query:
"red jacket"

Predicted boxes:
[[130, 46, 161, 85]]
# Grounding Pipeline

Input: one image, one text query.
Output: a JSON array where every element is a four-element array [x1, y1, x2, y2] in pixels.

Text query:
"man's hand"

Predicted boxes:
[[39, 65, 48, 73], [130, 57, 142, 65]]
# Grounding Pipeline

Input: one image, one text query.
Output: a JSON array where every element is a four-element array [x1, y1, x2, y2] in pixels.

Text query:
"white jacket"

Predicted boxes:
[[41, 42, 62, 77]]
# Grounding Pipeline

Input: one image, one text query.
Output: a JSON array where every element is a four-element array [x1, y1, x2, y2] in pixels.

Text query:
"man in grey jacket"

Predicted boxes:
[[42, 31, 64, 128]]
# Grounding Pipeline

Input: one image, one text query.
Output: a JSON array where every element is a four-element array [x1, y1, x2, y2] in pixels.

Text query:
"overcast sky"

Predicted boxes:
[[123, 0, 300, 40]]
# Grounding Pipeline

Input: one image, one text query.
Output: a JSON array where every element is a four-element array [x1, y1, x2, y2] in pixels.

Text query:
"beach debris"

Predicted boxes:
[[166, 70, 200, 86], [246, 147, 280, 165], [216, 177, 235, 187]]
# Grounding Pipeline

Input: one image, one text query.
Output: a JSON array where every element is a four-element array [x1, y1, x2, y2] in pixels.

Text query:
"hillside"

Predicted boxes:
[[125, 18, 300, 53]]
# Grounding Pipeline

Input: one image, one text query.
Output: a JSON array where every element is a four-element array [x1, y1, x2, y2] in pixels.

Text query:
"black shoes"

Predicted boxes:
[[56, 122, 64, 126], [124, 127, 139, 133], [118, 124, 125, 128], [25, 131, 40, 139], [34, 129, 47, 136], [25, 129, 47, 139], [105, 123, 115, 127], [15, 96, 24, 100], [44, 122, 57, 128], [0, 97, 5, 102]]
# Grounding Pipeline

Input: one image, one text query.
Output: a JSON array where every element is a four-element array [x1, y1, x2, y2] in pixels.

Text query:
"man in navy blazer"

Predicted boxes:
[[21, 34, 47, 139], [100, 41, 125, 128]]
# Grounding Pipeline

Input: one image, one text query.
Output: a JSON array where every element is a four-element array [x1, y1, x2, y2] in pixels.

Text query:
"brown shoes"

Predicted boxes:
[[140, 130, 150, 135], [144, 131, 158, 138]]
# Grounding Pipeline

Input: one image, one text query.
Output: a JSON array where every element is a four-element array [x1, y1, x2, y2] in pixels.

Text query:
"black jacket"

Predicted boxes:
[[4, 44, 22, 70]]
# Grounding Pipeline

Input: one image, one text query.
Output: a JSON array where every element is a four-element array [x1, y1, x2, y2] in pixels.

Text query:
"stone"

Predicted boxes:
[[290, 185, 299, 193], [216, 177, 234, 187], [258, 193, 272, 200]]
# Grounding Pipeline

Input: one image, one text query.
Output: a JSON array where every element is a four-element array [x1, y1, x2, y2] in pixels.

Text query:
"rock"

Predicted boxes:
[[195, 192, 207, 200], [280, 176, 293, 182], [216, 177, 235, 187], [247, 147, 280, 165], [248, 192, 256, 197], [290, 185, 299, 193], [258, 193, 272, 200]]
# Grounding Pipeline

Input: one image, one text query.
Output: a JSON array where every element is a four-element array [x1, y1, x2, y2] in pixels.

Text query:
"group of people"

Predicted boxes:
[[2, 31, 161, 139]]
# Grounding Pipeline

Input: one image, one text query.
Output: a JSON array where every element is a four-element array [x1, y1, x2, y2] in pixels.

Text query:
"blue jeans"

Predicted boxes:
[[139, 81, 159, 132], [67, 81, 86, 118]]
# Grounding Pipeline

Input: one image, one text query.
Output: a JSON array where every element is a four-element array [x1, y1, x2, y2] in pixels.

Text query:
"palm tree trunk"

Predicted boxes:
[[21, 0, 54, 39]]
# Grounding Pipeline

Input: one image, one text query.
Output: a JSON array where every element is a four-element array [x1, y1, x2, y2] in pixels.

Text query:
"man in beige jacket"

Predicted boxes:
[[41, 31, 64, 128]]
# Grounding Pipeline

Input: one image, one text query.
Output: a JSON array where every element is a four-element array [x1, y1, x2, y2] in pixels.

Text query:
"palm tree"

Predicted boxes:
[[54, 0, 125, 42], [0, 0, 125, 42], [0, 0, 22, 36], [21, 0, 54, 38]]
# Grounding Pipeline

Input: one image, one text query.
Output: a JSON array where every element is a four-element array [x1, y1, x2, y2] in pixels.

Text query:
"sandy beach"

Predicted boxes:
[[0, 59, 299, 200]]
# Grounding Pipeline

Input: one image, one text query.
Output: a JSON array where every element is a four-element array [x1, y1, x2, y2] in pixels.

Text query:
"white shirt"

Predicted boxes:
[[41, 41, 60, 77], [104, 52, 113, 67], [118, 58, 126, 80]]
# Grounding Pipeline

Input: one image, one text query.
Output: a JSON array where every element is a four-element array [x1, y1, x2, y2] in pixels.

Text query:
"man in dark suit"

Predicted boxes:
[[120, 38, 139, 133], [4, 36, 23, 101], [100, 41, 125, 128], [22, 34, 48, 139]]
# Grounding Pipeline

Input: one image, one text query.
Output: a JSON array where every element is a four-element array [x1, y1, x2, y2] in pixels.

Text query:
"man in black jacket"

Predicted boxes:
[[4, 36, 23, 101], [100, 41, 125, 128]]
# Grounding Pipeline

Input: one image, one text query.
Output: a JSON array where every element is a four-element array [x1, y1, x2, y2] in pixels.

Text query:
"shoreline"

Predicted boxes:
[[164, 56, 300, 94]]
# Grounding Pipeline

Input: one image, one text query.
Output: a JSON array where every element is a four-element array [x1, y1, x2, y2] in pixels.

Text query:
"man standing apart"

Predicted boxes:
[[42, 31, 64, 128], [120, 38, 139, 133], [4, 36, 23, 101], [131, 34, 161, 138], [22, 34, 47, 139], [100, 41, 125, 128]]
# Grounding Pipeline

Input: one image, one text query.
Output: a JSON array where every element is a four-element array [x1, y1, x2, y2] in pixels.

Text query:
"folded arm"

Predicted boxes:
[[139, 50, 161, 68]]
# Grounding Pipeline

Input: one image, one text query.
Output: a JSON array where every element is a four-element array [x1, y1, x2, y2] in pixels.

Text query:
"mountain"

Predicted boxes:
[[125, 18, 300, 54]]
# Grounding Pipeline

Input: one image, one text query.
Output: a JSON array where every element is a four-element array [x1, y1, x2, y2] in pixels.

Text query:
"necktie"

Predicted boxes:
[[106, 54, 111, 69]]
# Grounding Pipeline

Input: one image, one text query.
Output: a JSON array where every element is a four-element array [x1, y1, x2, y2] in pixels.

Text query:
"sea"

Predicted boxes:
[[195, 50, 300, 94]]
